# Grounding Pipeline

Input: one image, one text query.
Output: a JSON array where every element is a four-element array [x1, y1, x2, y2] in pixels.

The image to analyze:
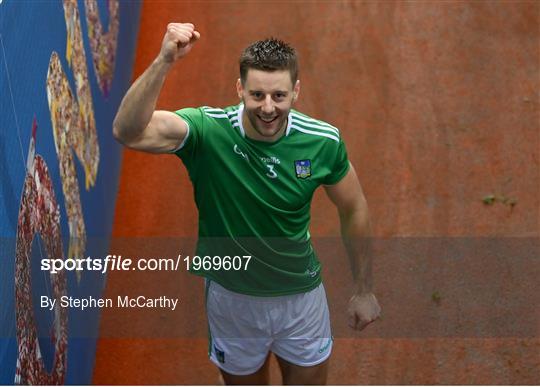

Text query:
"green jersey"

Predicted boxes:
[[174, 103, 349, 296]]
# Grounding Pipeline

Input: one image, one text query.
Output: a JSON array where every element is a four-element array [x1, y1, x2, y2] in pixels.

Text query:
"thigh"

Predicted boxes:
[[219, 353, 271, 385], [276, 354, 329, 385]]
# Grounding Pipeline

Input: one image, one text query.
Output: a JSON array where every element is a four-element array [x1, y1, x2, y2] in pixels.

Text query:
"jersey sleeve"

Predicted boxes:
[[171, 107, 205, 159], [322, 137, 350, 185]]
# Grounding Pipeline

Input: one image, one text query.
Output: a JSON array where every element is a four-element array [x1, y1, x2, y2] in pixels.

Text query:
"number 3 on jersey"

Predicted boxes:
[[266, 164, 278, 179]]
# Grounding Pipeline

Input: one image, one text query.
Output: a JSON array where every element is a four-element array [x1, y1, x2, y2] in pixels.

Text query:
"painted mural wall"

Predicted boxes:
[[0, 0, 141, 383]]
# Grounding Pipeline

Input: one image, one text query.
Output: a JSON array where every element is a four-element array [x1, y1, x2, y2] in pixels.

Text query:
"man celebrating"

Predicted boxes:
[[113, 23, 381, 385]]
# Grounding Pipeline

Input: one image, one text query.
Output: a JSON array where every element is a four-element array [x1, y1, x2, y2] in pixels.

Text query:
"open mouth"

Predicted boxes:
[[258, 115, 278, 124]]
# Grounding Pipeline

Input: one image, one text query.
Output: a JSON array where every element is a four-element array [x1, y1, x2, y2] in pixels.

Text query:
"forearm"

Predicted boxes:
[[113, 56, 172, 143], [340, 207, 373, 295]]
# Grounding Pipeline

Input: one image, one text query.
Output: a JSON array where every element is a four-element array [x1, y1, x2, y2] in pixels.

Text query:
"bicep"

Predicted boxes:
[[324, 164, 368, 214], [125, 110, 188, 153]]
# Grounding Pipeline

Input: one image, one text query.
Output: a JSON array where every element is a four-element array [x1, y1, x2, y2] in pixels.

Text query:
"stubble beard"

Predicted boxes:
[[244, 104, 289, 140]]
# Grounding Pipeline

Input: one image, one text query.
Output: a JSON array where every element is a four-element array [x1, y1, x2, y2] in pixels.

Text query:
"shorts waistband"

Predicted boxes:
[[206, 279, 323, 303]]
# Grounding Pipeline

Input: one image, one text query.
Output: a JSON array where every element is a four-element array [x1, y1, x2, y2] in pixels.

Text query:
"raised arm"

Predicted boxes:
[[112, 23, 200, 153], [324, 164, 381, 331]]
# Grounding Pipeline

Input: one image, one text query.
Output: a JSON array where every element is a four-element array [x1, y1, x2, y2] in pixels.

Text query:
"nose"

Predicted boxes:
[[261, 95, 275, 115]]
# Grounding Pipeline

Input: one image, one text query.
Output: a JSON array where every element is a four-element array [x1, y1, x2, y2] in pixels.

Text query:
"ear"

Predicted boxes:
[[236, 78, 243, 99], [293, 80, 300, 102]]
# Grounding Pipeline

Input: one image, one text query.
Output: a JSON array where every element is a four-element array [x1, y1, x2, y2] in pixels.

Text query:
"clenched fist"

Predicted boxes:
[[160, 23, 201, 63], [347, 292, 381, 331]]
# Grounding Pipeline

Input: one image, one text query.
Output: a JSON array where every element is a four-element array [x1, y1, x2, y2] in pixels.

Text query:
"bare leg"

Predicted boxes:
[[219, 353, 271, 385], [275, 355, 329, 385]]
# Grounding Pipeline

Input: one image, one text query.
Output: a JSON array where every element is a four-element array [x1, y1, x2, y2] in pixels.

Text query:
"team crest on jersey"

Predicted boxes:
[[295, 159, 312, 179]]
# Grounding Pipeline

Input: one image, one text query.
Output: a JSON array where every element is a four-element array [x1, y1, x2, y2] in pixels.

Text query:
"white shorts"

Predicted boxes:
[[205, 280, 333, 375]]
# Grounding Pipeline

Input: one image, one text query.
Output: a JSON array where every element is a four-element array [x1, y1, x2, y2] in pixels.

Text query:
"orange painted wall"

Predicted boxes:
[[93, 1, 539, 384]]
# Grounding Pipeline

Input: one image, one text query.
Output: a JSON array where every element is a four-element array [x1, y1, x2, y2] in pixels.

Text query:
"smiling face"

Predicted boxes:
[[237, 69, 300, 142]]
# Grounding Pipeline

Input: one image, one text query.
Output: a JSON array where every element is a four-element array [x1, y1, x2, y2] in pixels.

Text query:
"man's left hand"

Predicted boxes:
[[347, 292, 381, 331]]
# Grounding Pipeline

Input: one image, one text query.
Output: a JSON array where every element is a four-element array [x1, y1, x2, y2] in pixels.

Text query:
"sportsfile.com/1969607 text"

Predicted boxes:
[[40, 254, 252, 274]]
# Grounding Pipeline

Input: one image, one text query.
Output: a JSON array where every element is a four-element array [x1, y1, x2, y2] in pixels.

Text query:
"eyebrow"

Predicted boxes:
[[248, 90, 289, 94]]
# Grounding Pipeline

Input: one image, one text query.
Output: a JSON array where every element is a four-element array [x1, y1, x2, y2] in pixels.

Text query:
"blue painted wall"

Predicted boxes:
[[0, 0, 141, 383]]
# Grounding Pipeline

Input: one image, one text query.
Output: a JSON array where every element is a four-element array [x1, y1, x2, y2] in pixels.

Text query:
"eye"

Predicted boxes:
[[251, 92, 263, 99], [274, 92, 287, 100]]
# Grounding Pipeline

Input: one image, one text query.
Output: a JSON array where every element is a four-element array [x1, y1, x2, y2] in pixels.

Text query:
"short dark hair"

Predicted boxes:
[[239, 38, 298, 85]]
